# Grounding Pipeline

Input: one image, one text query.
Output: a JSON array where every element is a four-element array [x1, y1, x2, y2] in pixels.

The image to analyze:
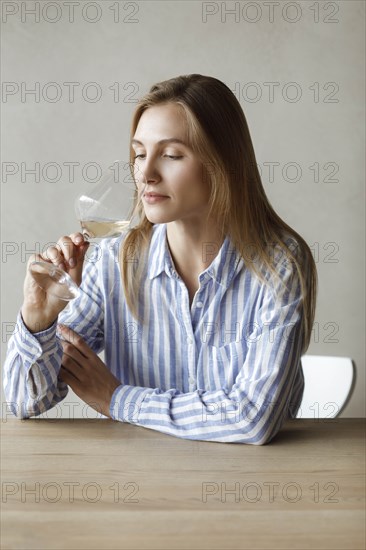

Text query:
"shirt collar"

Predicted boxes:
[[147, 224, 244, 289]]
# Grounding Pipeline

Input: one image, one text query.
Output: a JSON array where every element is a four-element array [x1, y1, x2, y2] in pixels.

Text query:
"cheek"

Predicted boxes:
[[175, 162, 206, 190]]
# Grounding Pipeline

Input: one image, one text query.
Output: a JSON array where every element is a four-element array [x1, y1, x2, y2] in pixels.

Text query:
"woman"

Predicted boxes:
[[3, 74, 317, 444]]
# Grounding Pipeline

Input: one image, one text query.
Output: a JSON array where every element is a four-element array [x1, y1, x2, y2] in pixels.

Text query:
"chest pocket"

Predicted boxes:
[[199, 340, 247, 392]]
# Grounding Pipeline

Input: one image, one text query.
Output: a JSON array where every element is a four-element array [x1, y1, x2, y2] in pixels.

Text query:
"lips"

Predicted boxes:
[[143, 192, 169, 204], [144, 192, 168, 198]]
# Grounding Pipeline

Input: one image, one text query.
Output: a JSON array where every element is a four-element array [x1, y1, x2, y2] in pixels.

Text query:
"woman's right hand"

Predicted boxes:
[[21, 233, 89, 333]]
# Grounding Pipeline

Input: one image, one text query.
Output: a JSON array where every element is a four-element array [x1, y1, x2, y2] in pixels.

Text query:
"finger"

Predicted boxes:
[[42, 245, 67, 271], [69, 232, 86, 246], [59, 365, 79, 386], [57, 236, 77, 269], [66, 233, 90, 265], [27, 252, 51, 269], [58, 325, 92, 358], [64, 235, 89, 284], [61, 339, 88, 365], [61, 357, 83, 383], [71, 241, 90, 278]]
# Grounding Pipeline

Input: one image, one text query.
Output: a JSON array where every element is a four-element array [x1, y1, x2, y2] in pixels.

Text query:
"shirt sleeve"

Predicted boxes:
[[2, 254, 104, 419], [109, 257, 305, 445]]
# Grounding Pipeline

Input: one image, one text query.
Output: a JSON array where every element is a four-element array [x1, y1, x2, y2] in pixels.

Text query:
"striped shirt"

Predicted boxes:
[[3, 223, 305, 444]]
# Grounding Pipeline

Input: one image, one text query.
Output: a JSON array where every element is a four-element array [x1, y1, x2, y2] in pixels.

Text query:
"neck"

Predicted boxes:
[[166, 220, 225, 277]]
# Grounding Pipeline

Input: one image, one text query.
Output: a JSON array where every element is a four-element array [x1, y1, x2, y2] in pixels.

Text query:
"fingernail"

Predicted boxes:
[[69, 258, 76, 268], [75, 236, 82, 244]]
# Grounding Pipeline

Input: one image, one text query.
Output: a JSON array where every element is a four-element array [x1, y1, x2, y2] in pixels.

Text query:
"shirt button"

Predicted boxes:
[[189, 376, 195, 385], [196, 301, 203, 308]]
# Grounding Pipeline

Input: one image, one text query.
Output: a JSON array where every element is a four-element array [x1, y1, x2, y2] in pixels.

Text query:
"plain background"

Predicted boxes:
[[1, 0, 365, 418]]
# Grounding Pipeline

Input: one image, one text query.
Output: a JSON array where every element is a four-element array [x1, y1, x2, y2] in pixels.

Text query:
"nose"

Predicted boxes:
[[134, 156, 161, 187]]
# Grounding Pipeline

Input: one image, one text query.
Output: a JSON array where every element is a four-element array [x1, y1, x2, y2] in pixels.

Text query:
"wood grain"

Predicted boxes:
[[1, 418, 365, 549]]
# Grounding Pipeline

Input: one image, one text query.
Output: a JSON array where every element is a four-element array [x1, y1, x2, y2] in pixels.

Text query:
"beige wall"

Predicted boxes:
[[1, 1, 365, 417]]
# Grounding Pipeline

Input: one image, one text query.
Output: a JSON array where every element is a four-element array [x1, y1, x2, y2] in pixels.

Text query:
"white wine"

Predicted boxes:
[[79, 220, 130, 239]]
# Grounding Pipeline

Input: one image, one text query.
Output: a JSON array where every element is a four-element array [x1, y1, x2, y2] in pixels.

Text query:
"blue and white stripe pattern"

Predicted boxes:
[[3, 223, 305, 444]]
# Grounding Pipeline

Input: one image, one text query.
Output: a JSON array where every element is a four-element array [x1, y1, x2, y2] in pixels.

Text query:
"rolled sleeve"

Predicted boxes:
[[14, 313, 62, 372], [110, 384, 154, 423]]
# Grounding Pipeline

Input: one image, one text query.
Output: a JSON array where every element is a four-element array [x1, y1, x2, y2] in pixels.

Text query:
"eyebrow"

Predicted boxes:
[[131, 138, 188, 147]]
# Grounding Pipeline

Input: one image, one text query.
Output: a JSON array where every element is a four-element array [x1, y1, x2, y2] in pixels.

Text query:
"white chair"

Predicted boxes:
[[296, 355, 356, 419]]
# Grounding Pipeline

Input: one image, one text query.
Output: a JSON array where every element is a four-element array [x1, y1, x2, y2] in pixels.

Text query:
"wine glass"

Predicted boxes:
[[29, 160, 145, 301]]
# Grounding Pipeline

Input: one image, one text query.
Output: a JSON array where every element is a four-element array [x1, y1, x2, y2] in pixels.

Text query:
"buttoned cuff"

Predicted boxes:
[[14, 312, 58, 367], [109, 384, 153, 423]]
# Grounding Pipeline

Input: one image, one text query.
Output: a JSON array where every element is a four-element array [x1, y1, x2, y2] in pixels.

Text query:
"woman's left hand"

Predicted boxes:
[[58, 325, 121, 418]]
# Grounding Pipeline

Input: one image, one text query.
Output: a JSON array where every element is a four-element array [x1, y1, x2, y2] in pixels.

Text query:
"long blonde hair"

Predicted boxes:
[[120, 74, 317, 354]]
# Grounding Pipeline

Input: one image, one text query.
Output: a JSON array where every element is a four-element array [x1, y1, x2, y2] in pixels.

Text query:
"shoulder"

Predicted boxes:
[[270, 233, 301, 268], [260, 234, 303, 301]]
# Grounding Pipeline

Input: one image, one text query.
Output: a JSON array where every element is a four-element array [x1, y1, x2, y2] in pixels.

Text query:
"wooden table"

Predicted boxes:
[[1, 418, 365, 549]]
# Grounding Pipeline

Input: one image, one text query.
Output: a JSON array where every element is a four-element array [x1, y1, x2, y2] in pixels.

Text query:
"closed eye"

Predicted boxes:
[[133, 154, 183, 160]]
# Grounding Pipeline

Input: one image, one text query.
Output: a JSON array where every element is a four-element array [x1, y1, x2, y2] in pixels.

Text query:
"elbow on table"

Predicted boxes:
[[213, 428, 274, 445], [3, 397, 45, 420], [233, 417, 281, 446], [234, 429, 273, 446], [249, 431, 275, 446], [2, 400, 27, 420], [243, 416, 286, 446]]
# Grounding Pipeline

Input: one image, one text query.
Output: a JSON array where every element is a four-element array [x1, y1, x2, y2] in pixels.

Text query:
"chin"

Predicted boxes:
[[144, 214, 169, 224], [144, 210, 177, 225]]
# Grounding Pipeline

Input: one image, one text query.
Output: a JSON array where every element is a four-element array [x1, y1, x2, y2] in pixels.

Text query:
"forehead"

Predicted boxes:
[[133, 103, 188, 142]]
